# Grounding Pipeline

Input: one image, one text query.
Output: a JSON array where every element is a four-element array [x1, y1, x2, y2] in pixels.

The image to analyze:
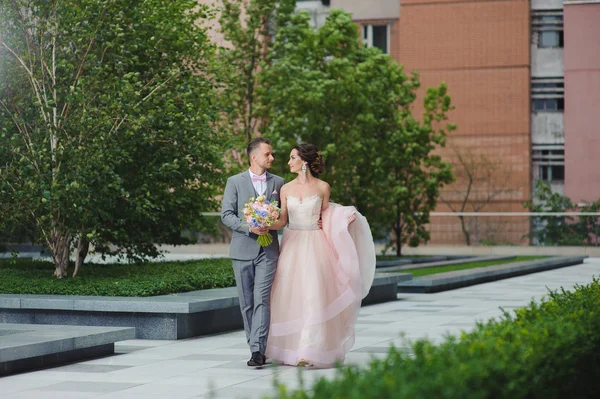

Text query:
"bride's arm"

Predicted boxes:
[[321, 182, 330, 212], [269, 186, 288, 230]]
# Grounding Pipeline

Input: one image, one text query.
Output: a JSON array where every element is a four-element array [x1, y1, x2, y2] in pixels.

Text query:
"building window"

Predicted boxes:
[[532, 10, 564, 48], [533, 145, 565, 182], [531, 77, 564, 112], [362, 24, 389, 54]]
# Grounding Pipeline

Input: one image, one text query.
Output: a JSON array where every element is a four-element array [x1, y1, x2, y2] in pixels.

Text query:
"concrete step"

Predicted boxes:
[[0, 323, 135, 376]]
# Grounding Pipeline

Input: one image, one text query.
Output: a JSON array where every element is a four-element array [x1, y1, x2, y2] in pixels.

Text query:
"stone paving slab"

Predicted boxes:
[[397, 256, 587, 293], [0, 324, 135, 376], [0, 259, 597, 398]]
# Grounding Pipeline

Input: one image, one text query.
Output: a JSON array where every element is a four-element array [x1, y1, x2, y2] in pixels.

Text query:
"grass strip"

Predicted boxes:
[[393, 256, 547, 277]]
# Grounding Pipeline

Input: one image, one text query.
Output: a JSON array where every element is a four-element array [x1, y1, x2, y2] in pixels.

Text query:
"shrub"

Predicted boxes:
[[0, 258, 235, 296], [272, 278, 600, 398]]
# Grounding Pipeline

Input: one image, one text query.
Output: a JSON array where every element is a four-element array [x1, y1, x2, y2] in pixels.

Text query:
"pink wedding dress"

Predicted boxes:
[[265, 195, 376, 368]]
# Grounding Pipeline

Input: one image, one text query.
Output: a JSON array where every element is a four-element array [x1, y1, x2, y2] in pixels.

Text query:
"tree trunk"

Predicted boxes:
[[50, 231, 71, 278], [73, 236, 89, 278], [459, 215, 471, 246], [395, 214, 402, 257]]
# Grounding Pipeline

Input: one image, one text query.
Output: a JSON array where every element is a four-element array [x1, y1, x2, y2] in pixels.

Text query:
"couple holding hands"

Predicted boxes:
[[221, 138, 375, 369]]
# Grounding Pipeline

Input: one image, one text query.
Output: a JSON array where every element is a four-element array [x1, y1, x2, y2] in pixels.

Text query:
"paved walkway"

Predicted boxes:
[[2, 258, 599, 399]]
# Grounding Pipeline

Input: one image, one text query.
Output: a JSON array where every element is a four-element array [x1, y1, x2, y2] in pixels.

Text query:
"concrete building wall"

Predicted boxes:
[[531, 48, 564, 76], [531, 0, 564, 9], [531, 113, 565, 144], [564, 1, 600, 204], [529, 2, 566, 197], [297, 1, 331, 28], [330, 0, 400, 21]]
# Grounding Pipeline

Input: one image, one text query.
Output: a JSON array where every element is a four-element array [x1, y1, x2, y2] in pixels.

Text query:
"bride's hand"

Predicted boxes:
[[348, 213, 356, 224]]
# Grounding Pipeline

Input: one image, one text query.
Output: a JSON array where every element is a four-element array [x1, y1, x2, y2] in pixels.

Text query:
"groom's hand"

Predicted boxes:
[[251, 226, 269, 235]]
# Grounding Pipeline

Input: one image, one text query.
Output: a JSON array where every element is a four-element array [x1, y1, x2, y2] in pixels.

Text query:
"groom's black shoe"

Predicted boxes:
[[247, 351, 266, 367]]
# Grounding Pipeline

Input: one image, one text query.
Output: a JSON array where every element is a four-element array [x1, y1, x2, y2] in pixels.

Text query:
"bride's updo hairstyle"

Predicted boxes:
[[293, 143, 325, 178]]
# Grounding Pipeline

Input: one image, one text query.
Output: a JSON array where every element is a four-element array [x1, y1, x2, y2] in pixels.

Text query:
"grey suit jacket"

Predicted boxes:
[[221, 171, 285, 261]]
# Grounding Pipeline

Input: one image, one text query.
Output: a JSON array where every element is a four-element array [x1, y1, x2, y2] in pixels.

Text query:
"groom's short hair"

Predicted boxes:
[[247, 137, 271, 166]]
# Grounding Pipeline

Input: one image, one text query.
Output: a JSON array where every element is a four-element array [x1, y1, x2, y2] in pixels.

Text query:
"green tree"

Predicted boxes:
[[0, 0, 224, 277], [259, 9, 455, 255], [524, 181, 600, 246], [213, 0, 296, 170]]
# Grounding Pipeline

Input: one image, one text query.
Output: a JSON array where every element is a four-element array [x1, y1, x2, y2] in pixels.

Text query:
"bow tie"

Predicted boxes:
[[251, 175, 266, 182]]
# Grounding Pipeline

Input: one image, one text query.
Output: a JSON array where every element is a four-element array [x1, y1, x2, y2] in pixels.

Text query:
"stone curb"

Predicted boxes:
[[379, 255, 516, 272], [397, 256, 588, 293], [0, 274, 408, 340], [375, 255, 473, 268], [0, 324, 135, 375]]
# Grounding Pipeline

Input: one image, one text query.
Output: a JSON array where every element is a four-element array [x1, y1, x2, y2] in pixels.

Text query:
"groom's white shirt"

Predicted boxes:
[[249, 169, 267, 196]]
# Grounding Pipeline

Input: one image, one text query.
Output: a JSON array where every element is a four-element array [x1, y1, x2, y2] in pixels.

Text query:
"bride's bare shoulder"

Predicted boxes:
[[280, 180, 296, 193], [317, 179, 330, 191], [282, 180, 295, 188]]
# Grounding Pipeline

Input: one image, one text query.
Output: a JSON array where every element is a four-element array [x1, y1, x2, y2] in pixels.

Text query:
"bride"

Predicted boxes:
[[265, 143, 376, 368]]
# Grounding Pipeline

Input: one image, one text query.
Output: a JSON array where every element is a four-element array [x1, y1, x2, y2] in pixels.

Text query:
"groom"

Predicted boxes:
[[221, 138, 285, 367]]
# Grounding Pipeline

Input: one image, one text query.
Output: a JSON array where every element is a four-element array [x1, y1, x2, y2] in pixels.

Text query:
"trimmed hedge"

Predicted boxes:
[[273, 278, 600, 398], [0, 258, 235, 296]]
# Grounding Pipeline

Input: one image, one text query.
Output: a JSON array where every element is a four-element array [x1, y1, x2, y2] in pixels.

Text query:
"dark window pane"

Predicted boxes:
[[533, 99, 545, 111], [533, 82, 564, 88], [363, 25, 368, 40], [372, 25, 388, 53], [539, 31, 560, 47], [559, 31, 564, 47], [557, 98, 564, 110], [546, 99, 557, 110], [551, 165, 565, 180], [540, 15, 561, 23]]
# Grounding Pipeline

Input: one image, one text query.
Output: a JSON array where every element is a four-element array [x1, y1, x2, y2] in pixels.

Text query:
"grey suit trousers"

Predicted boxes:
[[232, 250, 277, 354]]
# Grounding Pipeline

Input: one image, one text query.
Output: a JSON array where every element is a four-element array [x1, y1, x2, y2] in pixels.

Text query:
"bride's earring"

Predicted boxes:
[[301, 163, 307, 176]]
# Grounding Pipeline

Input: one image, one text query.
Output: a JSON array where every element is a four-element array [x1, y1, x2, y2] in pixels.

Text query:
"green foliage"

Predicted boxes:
[[213, 0, 297, 171], [271, 278, 600, 398], [260, 9, 455, 255], [0, 258, 234, 296], [0, 0, 225, 275], [524, 181, 600, 246]]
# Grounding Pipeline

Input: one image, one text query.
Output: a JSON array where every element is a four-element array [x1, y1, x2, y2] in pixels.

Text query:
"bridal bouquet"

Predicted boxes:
[[242, 195, 281, 247]]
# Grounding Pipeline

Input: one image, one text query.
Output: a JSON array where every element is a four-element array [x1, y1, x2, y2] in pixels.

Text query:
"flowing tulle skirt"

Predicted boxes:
[[266, 205, 375, 368]]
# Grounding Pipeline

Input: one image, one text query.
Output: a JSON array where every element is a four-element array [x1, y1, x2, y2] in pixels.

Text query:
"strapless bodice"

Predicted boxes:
[[287, 195, 322, 230]]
